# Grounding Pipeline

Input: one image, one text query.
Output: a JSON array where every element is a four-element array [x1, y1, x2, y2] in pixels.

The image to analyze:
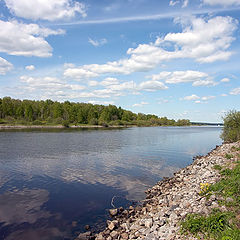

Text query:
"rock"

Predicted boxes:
[[144, 218, 153, 228], [84, 225, 90, 231], [121, 232, 129, 239], [109, 208, 118, 216], [76, 231, 91, 240], [108, 220, 118, 230], [90, 143, 238, 240], [110, 230, 118, 238]]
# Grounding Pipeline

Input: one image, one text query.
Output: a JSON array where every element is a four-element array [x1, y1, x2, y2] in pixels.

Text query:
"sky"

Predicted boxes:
[[0, 0, 240, 122]]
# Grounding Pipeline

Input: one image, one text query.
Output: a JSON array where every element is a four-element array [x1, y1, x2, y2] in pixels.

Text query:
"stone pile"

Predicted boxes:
[[76, 142, 239, 240]]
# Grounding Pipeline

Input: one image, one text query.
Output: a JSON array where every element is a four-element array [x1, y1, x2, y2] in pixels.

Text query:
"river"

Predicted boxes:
[[0, 126, 222, 240]]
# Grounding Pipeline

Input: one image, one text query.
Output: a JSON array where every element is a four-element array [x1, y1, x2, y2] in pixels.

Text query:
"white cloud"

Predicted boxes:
[[25, 65, 35, 71], [101, 77, 119, 86], [138, 80, 168, 92], [0, 57, 13, 75], [230, 87, 240, 95], [88, 100, 115, 105], [169, 0, 180, 6], [221, 93, 228, 97], [16, 75, 86, 101], [148, 70, 217, 87], [64, 16, 237, 79], [163, 16, 237, 63], [220, 77, 230, 82], [192, 79, 217, 86], [202, 0, 240, 6], [201, 95, 215, 101], [88, 38, 107, 47], [64, 68, 99, 79], [88, 80, 99, 86], [0, 20, 64, 57], [106, 81, 136, 91], [133, 101, 149, 107], [183, 94, 215, 102], [4, 0, 87, 21], [182, 0, 189, 8], [183, 94, 200, 100]]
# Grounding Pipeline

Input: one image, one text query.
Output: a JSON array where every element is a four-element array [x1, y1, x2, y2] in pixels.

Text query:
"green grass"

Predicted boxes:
[[231, 146, 240, 152], [181, 161, 240, 240], [181, 210, 240, 240], [225, 153, 234, 159], [213, 165, 223, 171]]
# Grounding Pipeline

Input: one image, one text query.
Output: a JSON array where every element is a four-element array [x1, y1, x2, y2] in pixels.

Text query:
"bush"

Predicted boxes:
[[221, 110, 240, 143], [62, 120, 70, 128]]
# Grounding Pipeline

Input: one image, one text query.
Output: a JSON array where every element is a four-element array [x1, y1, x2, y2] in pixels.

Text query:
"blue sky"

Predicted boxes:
[[0, 0, 240, 122]]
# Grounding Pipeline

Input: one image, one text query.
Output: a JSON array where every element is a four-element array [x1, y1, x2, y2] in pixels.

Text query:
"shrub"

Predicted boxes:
[[62, 120, 70, 128], [221, 110, 240, 143]]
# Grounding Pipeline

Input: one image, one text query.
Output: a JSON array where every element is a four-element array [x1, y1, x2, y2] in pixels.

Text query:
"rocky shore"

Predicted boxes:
[[76, 141, 240, 240]]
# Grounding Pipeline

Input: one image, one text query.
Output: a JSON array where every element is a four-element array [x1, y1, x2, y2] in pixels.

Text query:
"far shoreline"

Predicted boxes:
[[0, 124, 223, 130]]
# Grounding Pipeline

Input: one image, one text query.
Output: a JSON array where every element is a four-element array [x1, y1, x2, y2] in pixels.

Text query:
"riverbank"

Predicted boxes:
[[77, 141, 240, 240], [0, 124, 127, 129]]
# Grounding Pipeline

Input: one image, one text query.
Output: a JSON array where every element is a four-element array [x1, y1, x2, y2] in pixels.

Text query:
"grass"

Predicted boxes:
[[231, 146, 240, 152], [181, 157, 240, 240], [225, 153, 234, 159]]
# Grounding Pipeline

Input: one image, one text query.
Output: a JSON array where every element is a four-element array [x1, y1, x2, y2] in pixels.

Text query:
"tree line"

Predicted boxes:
[[0, 97, 191, 126]]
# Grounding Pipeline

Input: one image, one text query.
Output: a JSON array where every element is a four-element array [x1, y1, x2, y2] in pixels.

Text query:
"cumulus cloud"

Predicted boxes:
[[133, 102, 149, 107], [0, 20, 64, 57], [202, 0, 240, 6], [147, 70, 217, 87], [88, 38, 107, 47], [138, 80, 168, 91], [16, 75, 86, 100], [201, 96, 215, 101], [4, 0, 87, 21], [192, 79, 217, 86], [220, 77, 230, 82], [183, 94, 200, 100], [64, 16, 237, 79], [25, 65, 35, 71], [230, 87, 240, 95], [100, 77, 119, 86], [0, 57, 13, 75], [182, 0, 189, 8], [182, 94, 215, 102], [88, 100, 115, 105]]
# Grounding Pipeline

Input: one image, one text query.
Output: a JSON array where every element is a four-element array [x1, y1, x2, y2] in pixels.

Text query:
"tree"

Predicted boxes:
[[221, 110, 240, 143]]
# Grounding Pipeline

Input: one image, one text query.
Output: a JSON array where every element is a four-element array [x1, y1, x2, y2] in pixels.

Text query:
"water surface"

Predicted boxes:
[[0, 126, 222, 239]]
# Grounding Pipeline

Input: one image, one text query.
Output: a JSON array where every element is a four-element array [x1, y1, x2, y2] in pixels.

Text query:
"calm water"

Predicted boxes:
[[0, 126, 222, 240]]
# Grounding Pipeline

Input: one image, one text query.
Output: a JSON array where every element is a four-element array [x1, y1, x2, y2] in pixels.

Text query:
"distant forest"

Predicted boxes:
[[0, 97, 190, 127]]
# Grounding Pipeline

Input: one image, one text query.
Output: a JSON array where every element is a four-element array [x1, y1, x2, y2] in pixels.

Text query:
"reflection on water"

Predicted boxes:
[[0, 126, 222, 239]]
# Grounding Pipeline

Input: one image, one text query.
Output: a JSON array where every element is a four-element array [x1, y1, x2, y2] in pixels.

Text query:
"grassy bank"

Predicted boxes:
[[181, 146, 240, 240]]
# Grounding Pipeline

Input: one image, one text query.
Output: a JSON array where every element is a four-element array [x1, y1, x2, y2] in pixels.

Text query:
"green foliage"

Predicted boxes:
[[62, 120, 70, 128], [221, 110, 240, 143], [231, 146, 240, 151], [181, 210, 240, 240], [225, 153, 234, 159], [0, 97, 191, 127], [214, 165, 223, 171], [211, 162, 240, 208]]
